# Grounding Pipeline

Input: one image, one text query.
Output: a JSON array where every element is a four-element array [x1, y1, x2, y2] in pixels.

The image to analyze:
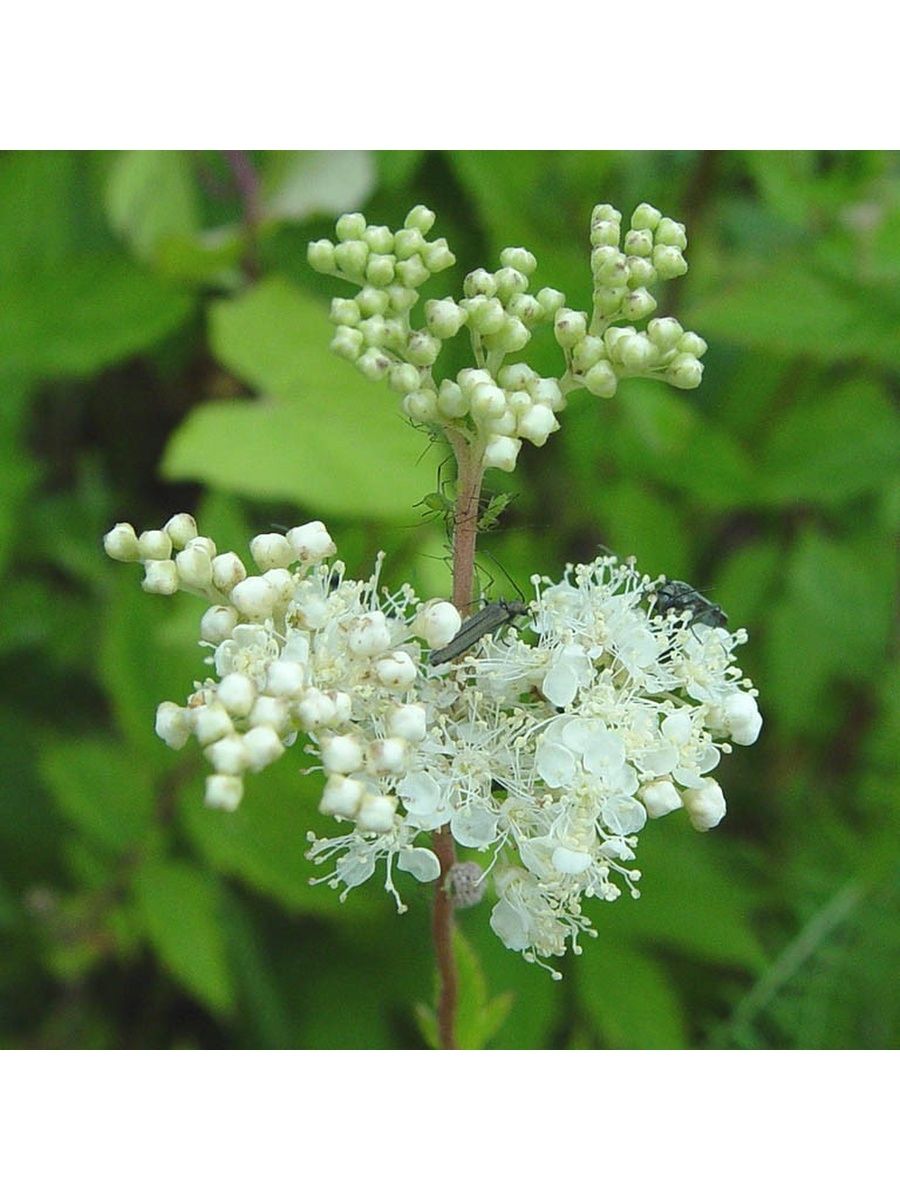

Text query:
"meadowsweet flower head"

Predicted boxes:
[[105, 515, 760, 974]]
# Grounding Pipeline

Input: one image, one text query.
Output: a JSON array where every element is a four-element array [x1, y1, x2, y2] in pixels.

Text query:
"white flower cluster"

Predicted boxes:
[[309, 201, 708, 474], [106, 518, 761, 975]]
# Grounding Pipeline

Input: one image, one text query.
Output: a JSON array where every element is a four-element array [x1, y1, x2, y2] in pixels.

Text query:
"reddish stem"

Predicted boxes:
[[430, 432, 485, 1050]]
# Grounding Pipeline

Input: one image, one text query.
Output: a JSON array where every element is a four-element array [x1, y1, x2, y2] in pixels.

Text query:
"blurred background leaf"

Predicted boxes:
[[0, 148, 897, 1050]]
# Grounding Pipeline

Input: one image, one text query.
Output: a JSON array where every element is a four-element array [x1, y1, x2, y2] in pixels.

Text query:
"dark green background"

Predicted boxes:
[[1, 150, 897, 1049]]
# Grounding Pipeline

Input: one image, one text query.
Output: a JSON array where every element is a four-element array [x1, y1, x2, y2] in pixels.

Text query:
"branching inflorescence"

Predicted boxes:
[[106, 199, 760, 1040]]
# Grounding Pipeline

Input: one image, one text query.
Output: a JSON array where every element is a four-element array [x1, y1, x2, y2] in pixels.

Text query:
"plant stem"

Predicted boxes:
[[431, 430, 485, 1050]]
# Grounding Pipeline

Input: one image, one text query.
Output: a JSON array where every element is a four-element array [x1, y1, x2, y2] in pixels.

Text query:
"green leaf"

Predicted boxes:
[[0, 254, 193, 377], [765, 529, 895, 732], [595, 479, 690, 578], [455, 928, 514, 1050], [611, 384, 757, 506], [598, 820, 766, 971], [684, 266, 900, 367], [375, 150, 425, 191], [758, 380, 900, 505], [105, 151, 200, 261], [263, 150, 375, 222], [134, 857, 235, 1016], [163, 277, 437, 520], [576, 934, 689, 1048], [39, 738, 156, 854], [0, 376, 39, 575], [713, 540, 782, 629]]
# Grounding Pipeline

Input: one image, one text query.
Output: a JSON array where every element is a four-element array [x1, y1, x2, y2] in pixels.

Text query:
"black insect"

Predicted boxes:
[[429, 599, 530, 665], [653, 580, 728, 628]]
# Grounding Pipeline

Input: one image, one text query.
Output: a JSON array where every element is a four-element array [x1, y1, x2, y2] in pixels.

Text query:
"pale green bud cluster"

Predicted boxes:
[[310, 199, 708, 473], [555, 202, 707, 399]]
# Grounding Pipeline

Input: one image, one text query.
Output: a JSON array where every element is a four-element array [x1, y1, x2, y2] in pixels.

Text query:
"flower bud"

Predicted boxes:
[[554, 308, 588, 348], [678, 331, 708, 358], [393, 227, 425, 259], [327, 690, 352, 725], [402, 390, 439, 422], [425, 298, 466, 340], [286, 521, 336, 563], [365, 253, 395, 287], [248, 533, 293, 572], [265, 659, 306, 699], [498, 362, 536, 390], [536, 287, 566, 318], [494, 266, 528, 299], [217, 672, 256, 717], [249, 695, 289, 733], [205, 774, 243, 812], [358, 315, 387, 346], [571, 336, 606, 373], [647, 317, 684, 351], [655, 217, 687, 249], [406, 330, 441, 366], [395, 255, 430, 288], [356, 348, 391, 381], [617, 332, 656, 371], [163, 513, 199, 549], [621, 288, 657, 321], [631, 202, 662, 230], [483, 435, 522, 472], [640, 780, 682, 818], [200, 605, 238, 644], [138, 529, 172, 560], [529, 377, 564, 411], [517, 403, 559, 447], [385, 284, 418, 313], [592, 203, 622, 224], [593, 286, 627, 316], [142, 560, 178, 594], [507, 389, 532, 417], [652, 244, 688, 280], [367, 738, 408, 775], [186, 535, 216, 558], [583, 360, 618, 399], [626, 256, 657, 288], [243, 725, 285, 771], [320, 774, 366, 820], [356, 791, 398, 833], [464, 296, 506, 335], [666, 353, 703, 389], [231, 576, 278, 619], [500, 246, 537, 275], [104, 522, 141, 562], [722, 693, 762, 745], [404, 204, 435, 234], [591, 246, 629, 285], [307, 239, 337, 272], [194, 703, 233, 746], [205, 735, 251, 776], [683, 781, 726, 831], [415, 600, 462, 649], [155, 701, 192, 749], [623, 228, 654, 257], [422, 238, 455, 272], [348, 611, 392, 657], [364, 224, 393, 253], [590, 219, 620, 248], [388, 362, 421, 394], [295, 688, 337, 730], [463, 268, 497, 298], [388, 703, 427, 742], [174, 544, 212, 590], [437, 380, 469, 419], [335, 212, 366, 241], [506, 293, 543, 325], [374, 651, 417, 688], [470, 383, 507, 420], [322, 734, 365, 774], [333, 239, 369, 277], [330, 326, 364, 361]]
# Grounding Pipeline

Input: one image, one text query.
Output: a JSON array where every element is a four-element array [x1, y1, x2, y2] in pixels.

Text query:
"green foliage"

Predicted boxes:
[[1, 149, 897, 1049]]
